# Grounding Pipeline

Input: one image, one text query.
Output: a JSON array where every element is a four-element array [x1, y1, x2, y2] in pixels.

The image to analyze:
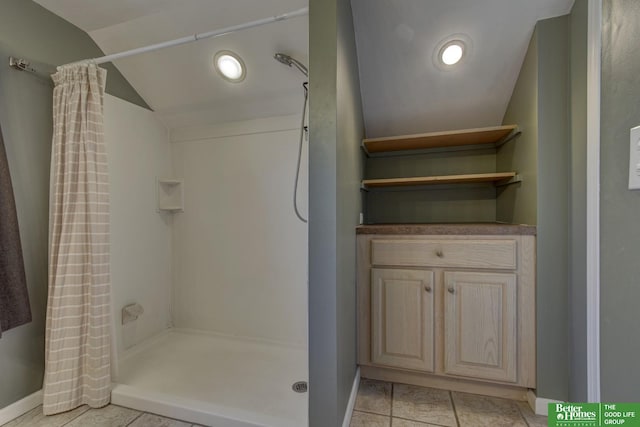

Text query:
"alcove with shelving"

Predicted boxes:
[[361, 125, 521, 224]]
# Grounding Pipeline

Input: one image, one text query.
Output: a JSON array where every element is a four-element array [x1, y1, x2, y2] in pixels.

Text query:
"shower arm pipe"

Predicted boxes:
[[58, 7, 309, 68]]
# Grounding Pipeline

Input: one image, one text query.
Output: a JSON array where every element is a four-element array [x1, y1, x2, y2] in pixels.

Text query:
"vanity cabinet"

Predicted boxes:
[[371, 268, 435, 372], [357, 224, 536, 398], [443, 270, 517, 383]]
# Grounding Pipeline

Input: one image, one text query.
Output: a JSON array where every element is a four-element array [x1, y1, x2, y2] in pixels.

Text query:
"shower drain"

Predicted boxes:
[[292, 381, 308, 393]]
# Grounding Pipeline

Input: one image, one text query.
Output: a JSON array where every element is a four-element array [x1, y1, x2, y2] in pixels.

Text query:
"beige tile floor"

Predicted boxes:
[[1, 404, 203, 427], [2, 380, 548, 427], [350, 379, 548, 427]]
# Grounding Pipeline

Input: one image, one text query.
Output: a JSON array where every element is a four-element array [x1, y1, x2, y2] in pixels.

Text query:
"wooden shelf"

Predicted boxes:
[[362, 172, 517, 189], [363, 125, 518, 154]]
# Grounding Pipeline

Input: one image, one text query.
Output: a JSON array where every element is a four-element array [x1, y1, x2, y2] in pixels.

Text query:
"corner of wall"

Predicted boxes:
[[496, 27, 539, 226], [534, 14, 571, 402]]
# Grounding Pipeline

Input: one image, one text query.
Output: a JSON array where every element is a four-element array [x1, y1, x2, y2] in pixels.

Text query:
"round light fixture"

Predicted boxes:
[[440, 41, 464, 65], [432, 34, 472, 71], [214, 51, 246, 82]]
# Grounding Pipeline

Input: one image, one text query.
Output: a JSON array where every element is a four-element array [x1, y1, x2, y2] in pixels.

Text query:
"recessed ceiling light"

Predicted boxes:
[[432, 34, 472, 71], [214, 50, 246, 82], [440, 41, 464, 65]]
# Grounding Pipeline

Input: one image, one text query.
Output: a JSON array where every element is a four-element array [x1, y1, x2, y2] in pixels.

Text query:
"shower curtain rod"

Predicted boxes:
[[58, 6, 308, 68]]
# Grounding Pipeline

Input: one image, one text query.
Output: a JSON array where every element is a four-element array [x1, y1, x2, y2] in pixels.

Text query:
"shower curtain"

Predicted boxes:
[[43, 63, 111, 415]]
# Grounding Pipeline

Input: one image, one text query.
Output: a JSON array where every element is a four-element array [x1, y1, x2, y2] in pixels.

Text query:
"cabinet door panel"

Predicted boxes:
[[371, 268, 434, 372], [444, 271, 517, 383]]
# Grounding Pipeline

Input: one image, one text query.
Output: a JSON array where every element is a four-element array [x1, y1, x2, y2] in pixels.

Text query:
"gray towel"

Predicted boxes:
[[0, 123, 31, 337]]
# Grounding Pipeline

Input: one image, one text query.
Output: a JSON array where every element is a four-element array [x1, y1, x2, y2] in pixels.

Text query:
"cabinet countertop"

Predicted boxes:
[[356, 223, 536, 236]]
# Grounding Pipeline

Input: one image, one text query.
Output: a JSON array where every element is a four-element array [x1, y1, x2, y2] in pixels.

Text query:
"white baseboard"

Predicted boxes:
[[527, 390, 563, 416], [0, 389, 43, 425], [342, 367, 361, 427]]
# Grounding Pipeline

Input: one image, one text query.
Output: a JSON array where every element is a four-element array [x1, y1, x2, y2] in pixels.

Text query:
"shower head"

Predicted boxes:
[[274, 53, 308, 77]]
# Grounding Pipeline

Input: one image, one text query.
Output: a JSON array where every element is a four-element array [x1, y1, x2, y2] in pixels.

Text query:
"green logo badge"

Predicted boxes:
[[548, 403, 640, 427]]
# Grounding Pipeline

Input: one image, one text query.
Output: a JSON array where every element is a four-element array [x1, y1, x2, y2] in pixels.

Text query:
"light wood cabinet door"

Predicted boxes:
[[371, 268, 434, 372], [444, 271, 517, 383]]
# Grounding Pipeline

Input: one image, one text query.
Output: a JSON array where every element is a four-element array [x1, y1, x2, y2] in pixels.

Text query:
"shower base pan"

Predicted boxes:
[[111, 329, 307, 427]]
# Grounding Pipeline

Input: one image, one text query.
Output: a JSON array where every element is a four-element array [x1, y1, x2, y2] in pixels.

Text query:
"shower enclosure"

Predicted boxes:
[[105, 94, 309, 426], [96, 18, 309, 427]]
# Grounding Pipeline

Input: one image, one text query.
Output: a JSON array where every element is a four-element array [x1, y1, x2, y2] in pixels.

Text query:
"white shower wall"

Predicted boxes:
[[104, 95, 173, 361], [170, 115, 308, 347]]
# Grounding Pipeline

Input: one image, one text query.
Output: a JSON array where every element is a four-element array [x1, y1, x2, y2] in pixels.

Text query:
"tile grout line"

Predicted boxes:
[[359, 379, 540, 427], [390, 382, 394, 420], [353, 408, 394, 417], [36, 403, 204, 427], [59, 405, 91, 426], [391, 383, 458, 427], [449, 391, 461, 427], [514, 402, 532, 427], [391, 414, 457, 427], [124, 409, 144, 426]]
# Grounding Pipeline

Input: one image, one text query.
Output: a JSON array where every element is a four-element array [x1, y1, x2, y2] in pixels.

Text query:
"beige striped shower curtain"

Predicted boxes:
[[43, 63, 111, 415]]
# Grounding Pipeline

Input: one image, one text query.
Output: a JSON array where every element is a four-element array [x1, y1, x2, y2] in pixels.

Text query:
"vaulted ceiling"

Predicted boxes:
[[350, 0, 575, 138], [34, 0, 308, 129], [34, 0, 574, 134]]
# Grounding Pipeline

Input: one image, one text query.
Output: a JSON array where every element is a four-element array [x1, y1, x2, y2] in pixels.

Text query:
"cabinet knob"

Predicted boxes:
[[424, 285, 432, 293], [447, 287, 455, 294], [435, 250, 444, 258]]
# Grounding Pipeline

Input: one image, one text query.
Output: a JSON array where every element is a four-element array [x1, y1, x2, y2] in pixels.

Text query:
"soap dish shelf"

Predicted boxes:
[[157, 178, 184, 212]]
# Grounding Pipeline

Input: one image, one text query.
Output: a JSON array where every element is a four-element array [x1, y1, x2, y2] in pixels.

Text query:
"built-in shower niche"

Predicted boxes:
[[157, 178, 184, 212]]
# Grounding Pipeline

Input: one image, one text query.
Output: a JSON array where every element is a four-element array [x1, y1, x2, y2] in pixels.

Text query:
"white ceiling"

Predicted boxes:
[[34, 0, 573, 134], [350, 0, 574, 138], [34, 0, 308, 129]]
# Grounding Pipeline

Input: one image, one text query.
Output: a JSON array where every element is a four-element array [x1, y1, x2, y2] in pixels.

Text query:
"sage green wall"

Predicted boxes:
[[365, 149, 497, 223], [0, 0, 147, 409], [600, 0, 640, 401], [364, 148, 498, 223], [0, 0, 149, 109], [308, 0, 339, 422], [568, 0, 588, 402], [309, 0, 364, 424], [496, 31, 538, 225], [336, 0, 364, 421], [536, 15, 570, 402], [497, 16, 573, 401], [0, 46, 50, 409]]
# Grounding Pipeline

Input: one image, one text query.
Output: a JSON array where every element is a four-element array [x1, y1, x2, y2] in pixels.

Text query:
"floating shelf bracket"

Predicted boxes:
[[494, 129, 522, 149], [496, 174, 523, 187], [360, 141, 371, 157]]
